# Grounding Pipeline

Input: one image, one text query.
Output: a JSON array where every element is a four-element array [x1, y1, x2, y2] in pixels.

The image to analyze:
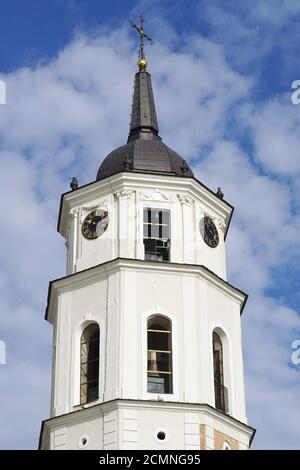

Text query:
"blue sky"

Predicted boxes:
[[0, 0, 300, 449]]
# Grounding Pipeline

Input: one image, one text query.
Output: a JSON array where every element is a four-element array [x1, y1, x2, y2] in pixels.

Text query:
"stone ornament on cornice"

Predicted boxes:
[[177, 193, 194, 206], [81, 199, 110, 213], [81, 204, 100, 212], [114, 189, 134, 200], [69, 208, 79, 219], [140, 188, 175, 202], [201, 208, 216, 221], [217, 218, 226, 233]]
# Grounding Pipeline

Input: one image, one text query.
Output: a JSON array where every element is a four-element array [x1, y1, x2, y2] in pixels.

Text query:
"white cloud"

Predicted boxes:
[[249, 0, 300, 26], [150, 37, 251, 158], [196, 0, 300, 72], [239, 98, 300, 177], [197, 137, 300, 448]]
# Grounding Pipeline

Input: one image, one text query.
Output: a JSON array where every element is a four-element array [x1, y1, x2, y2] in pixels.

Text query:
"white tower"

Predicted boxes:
[[39, 45, 255, 451]]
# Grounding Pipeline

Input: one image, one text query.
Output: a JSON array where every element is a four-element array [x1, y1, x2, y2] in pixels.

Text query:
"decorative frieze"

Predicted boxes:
[[81, 204, 100, 212], [139, 188, 175, 202], [81, 198, 111, 213]]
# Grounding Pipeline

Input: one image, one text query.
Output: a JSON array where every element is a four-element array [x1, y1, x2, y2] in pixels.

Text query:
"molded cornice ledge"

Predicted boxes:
[[57, 172, 233, 240], [45, 258, 247, 324], [39, 399, 256, 450]]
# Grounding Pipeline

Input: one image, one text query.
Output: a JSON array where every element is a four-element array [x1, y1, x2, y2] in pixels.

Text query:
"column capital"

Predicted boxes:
[[114, 189, 134, 200], [177, 193, 194, 206], [217, 217, 226, 233], [69, 208, 79, 219]]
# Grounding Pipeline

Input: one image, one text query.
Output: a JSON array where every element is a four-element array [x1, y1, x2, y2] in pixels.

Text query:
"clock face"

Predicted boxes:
[[200, 216, 219, 248], [82, 210, 109, 240]]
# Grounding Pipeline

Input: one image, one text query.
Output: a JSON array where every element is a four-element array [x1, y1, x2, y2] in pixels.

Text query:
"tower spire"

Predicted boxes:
[[128, 15, 159, 143]]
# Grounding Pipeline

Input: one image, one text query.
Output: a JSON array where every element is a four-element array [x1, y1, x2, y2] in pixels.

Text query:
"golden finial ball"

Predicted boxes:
[[137, 57, 147, 70]]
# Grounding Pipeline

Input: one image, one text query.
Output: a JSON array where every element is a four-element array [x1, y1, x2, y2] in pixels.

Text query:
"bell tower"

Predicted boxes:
[[39, 18, 255, 450]]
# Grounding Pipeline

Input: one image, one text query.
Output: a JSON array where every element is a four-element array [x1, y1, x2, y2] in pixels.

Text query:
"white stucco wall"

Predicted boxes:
[[41, 400, 253, 450], [41, 171, 252, 451], [60, 173, 231, 280], [49, 260, 246, 423]]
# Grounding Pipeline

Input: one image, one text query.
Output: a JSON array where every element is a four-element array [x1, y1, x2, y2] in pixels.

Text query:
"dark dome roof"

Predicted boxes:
[[96, 138, 194, 181], [96, 69, 194, 182]]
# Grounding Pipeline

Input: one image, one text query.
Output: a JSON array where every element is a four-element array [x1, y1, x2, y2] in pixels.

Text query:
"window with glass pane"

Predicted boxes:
[[80, 323, 100, 404], [147, 316, 173, 394], [143, 208, 170, 261], [213, 332, 229, 413]]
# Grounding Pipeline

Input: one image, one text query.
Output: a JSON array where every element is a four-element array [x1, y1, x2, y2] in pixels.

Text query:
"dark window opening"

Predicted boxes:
[[80, 323, 100, 404], [213, 332, 229, 414], [147, 316, 173, 394], [143, 208, 170, 261]]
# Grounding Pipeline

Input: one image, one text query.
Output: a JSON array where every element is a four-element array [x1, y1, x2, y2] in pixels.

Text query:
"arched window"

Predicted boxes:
[[223, 441, 231, 450], [147, 316, 173, 394], [80, 323, 100, 404], [213, 331, 228, 413]]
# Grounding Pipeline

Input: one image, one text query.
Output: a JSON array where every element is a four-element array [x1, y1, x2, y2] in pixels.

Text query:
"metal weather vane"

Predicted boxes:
[[128, 14, 154, 70]]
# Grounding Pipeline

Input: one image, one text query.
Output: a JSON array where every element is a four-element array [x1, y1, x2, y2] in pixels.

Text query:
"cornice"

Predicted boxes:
[[39, 398, 255, 449], [45, 258, 247, 323], [57, 172, 233, 239]]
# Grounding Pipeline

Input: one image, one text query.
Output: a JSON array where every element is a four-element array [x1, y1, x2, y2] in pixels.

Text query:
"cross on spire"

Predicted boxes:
[[129, 14, 154, 70]]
